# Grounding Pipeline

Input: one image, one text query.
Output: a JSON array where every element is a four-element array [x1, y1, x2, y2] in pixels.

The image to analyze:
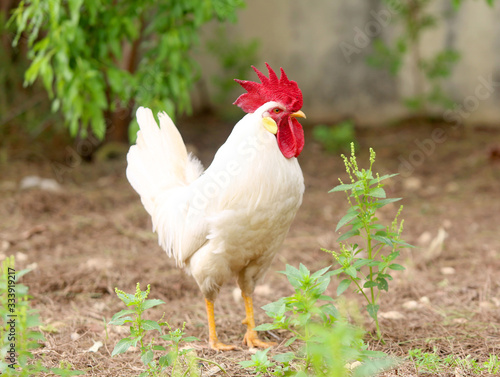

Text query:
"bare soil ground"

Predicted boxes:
[[1, 118, 499, 376]]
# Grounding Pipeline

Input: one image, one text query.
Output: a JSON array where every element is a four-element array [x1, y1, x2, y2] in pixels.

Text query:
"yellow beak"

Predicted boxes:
[[291, 110, 306, 119]]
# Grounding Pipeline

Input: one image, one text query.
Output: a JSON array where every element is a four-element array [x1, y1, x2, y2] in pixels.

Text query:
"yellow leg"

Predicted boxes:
[[241, 293, 277, 348], [205, 298, 236, 351]]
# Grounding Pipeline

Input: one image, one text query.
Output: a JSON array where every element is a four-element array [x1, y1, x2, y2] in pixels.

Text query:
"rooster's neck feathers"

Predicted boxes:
[[233, 63, 303, 114]]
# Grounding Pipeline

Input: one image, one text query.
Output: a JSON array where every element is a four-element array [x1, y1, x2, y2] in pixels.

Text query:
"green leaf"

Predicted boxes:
[[110, 309, 135, 322], [329, 183, 354, 192], [284, 336, 298, 347], [319, 294, 335, 301], [363, 281, 378, 288], [314, 275, 331, 295], [373, 197, 402, 208], [108, 316, 133, 326], [239, 360, 257, 368], [393, 239, 415, 248], [366, 303, 379, 321], [310, 265, 331, 280], [337, 279, 351, 296], [159, 354, 172, 367], [15, 268, 33, 281], [388, 263, 405, 271], [142, 299, 165, 310], [261, 299, 286, 318], [298, 263, 310, 277], [282, 264, 302, 289], [372, 235, 394, 247], [353, 259, 371, 269], [320, 303, 339, 319], [141, 319, 162, 332], [337, 228, 360, 242], [370, 223, 386, 230], [329, 267, 344, 276], [366, 260, 383, 267], [344, 266, 357, 279], [141, 350, 154, 366], [111, 337, 136, 356], [376, 278, 389, 292], [254, 348, 271, 364], [335, 210, 360, 232], [254, 323, 278, 331], [367, 187, 386, 198], [369, 173, 398, 186], [273, 352, 296, 363]]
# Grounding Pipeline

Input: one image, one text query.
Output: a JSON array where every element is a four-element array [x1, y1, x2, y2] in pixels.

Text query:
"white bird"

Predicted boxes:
[[126, 63, 306, 350]]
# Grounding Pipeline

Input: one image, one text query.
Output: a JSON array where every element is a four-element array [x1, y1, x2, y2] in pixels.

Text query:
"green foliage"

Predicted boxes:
[[240, 264, 394, 376], [0, 8, 58, 141], [206, 25, 260, 106], [408, 348, 500, 375], [323, 143, 412, 341], [367, 0, 460, 112], [9, 0, 244, 141], [371, 0, 498, 112], [0, 256, 83, 376], [313, 121, 357, 154], [452, 0, 496, 8], [110, 283, 224, 377]]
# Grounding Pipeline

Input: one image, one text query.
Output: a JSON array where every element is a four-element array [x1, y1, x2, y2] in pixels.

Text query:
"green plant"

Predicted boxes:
[[482, 354, 500, 375], [312, 121, 357, 154], [367, 0, 460, 112], [206, 25, 260, 106], [240, 264, 393, 376], [9, 0, 244, 144], [322, 143, 412, 341], [109, 283, 224, 377], [0, 256, 83, 376]]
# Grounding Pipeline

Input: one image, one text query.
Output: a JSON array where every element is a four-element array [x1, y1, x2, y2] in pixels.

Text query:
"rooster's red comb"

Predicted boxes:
[[233, 63, 303, 114]]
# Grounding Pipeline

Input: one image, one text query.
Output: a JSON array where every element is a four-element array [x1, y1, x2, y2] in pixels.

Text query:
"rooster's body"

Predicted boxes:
[[126, 64, 305, 350]]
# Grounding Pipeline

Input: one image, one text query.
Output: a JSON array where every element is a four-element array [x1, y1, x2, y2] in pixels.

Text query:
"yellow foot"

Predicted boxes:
[[242, 330, 277, 349], [209, 340, 237, 351]]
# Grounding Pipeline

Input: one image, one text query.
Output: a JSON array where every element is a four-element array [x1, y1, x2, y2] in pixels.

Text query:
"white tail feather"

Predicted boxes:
[[126, 106, 203, 217]]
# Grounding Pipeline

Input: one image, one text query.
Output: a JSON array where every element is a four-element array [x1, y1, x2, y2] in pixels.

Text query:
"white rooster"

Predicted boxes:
[[126, 63, 306, 350]]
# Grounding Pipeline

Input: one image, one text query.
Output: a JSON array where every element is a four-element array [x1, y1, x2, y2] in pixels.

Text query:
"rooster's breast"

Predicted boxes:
[[186, 144, 304, 294]]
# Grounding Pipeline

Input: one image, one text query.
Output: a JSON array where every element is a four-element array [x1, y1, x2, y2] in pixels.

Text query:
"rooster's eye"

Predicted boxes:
[[273, 108, 282, 114]]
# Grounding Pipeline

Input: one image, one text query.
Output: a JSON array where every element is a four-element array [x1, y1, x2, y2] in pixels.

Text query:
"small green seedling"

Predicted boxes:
[[323, 143, 412, 341], [109, 283, 225, 377]]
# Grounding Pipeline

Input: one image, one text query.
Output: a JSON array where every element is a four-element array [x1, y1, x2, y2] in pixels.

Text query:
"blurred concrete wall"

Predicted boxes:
[[195, 0, 500, 126]]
